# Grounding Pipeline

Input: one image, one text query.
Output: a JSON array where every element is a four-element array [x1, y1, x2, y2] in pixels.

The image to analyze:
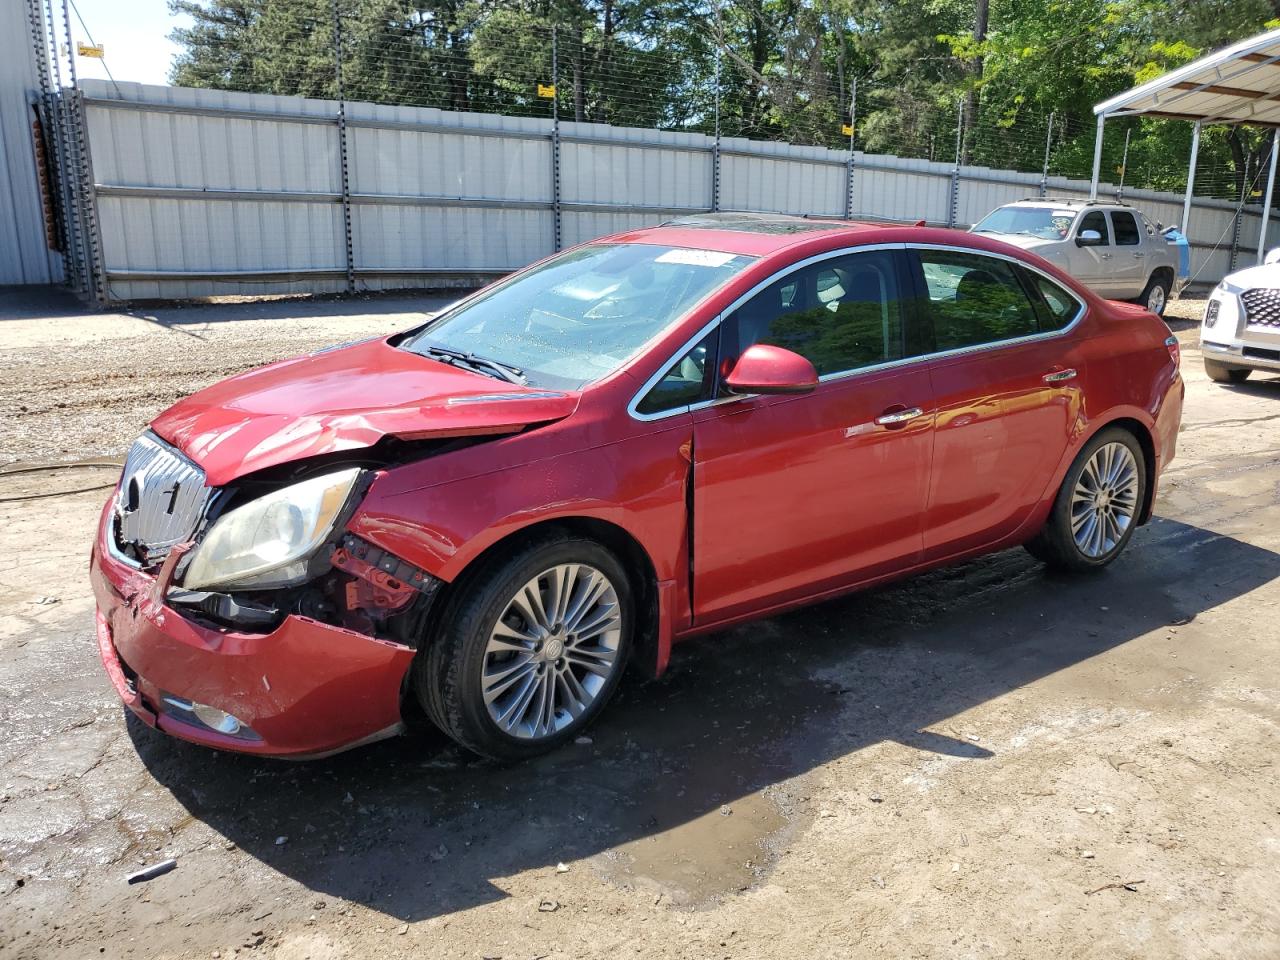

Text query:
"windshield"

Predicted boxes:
[[974, 207, 1075, 241], [402, 243, 756, 389]]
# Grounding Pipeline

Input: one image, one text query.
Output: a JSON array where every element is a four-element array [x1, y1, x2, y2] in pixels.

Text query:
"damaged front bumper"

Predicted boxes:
[[90, 504, 415, 759]]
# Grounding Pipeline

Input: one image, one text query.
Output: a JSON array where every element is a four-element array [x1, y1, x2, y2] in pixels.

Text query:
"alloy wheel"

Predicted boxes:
[[1070, 441, 1140, 559], [1147, 284, 1167, 314], [481, 563, 622, 740]]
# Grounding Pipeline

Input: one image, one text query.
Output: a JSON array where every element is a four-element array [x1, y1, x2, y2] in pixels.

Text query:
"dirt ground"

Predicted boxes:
[[0, 288, 1277, 960]]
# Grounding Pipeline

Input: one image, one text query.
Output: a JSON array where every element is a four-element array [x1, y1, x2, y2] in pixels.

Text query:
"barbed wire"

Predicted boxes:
[[75, 3, 1268, 205]]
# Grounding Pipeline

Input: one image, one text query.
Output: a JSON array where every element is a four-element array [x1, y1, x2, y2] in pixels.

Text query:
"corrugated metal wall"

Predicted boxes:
[[0, 1, 61, 286], [80, 79, 1276, 302]]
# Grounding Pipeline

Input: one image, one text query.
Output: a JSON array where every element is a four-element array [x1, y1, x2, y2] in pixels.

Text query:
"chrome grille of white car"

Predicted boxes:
[[1241, 287, 1280, 329], [114, 433, 213, 566]]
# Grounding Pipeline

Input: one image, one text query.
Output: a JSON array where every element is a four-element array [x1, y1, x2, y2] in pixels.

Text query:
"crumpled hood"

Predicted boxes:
[[150, 337, 580, 486]]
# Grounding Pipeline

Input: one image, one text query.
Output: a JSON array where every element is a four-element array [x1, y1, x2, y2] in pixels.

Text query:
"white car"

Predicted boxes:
[[972, 199, 1180, 315], [1201, 250, 1280, 383]]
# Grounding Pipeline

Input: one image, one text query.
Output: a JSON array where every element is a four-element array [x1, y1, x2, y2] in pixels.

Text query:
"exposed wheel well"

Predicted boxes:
[[433, 517, 662, 679], [1099, 417, 1157, 524], [1150, 266, 1175, 287]]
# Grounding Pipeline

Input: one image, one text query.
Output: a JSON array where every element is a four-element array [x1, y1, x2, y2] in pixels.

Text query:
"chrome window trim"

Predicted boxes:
[[626, 241, 1088, 423]]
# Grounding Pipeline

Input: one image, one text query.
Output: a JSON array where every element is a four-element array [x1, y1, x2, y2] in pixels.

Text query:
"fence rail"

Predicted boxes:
[[74, 78, 1277, 303]]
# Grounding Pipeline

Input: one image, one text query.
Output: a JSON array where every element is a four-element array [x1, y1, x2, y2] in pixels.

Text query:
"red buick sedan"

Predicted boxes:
[[90, 213, 1183, 760]]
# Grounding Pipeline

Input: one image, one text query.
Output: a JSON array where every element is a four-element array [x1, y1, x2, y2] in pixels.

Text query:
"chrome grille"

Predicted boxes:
[[114, 433, 213, 566], [1241, 287, 1280, 329]]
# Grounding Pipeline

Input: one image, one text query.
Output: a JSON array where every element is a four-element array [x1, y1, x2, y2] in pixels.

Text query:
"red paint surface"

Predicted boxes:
[[93, 220, 1184, 757], [149, 336, 580, 486]]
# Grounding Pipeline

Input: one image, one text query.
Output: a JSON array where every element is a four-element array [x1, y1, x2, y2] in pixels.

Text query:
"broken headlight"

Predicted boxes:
[[183, 468, 362, 591]]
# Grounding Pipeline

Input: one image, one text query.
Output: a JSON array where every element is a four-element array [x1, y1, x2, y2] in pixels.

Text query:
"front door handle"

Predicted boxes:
[[1100, 252, 1113, 260], [1043, 368, 1077, 383], [875, 406, 925, 426]]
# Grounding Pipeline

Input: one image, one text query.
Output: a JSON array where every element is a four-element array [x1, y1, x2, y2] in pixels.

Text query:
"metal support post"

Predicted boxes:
[[60, 0, 107, 305], [712, 43, 721, 213], [1229, 155, 1249, 272], [1038, 111, 1054, 198], [948, 99, 963, 228], [551, 26, 562, 250], [1088, 114, 1105, 199], [1257, 131, 1279, 264], [844, 76, 857, 219], [1116, 128, 1130, 200], [332, 0, 356, 294], [1181, 120, 1201, 234]]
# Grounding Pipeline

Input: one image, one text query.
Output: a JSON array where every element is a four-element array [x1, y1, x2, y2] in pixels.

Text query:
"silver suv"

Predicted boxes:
[[972, 199, 1179, 315], [1200, 251, 1280, 383]]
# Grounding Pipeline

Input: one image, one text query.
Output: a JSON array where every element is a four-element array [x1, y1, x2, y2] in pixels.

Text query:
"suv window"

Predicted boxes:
[[1112, 211, 1141, 246], [916, 250, 1039, 350], [728, 249, 906, 377], [636, 332, 715, 415], [1079, 211, 1110, 244]]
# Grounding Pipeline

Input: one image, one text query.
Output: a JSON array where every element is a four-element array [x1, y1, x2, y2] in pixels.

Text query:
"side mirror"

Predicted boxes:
[[1265, 247, 1280, 266], [724, 343, 818, 396], [1076, 229, 1103, 247]]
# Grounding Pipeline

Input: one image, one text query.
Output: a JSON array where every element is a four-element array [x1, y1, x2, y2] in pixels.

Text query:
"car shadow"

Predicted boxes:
[[129, 516, 1280, 920]]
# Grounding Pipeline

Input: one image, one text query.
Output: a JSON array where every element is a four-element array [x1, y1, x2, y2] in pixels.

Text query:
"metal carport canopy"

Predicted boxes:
[[1090, 27, 1280, 264]]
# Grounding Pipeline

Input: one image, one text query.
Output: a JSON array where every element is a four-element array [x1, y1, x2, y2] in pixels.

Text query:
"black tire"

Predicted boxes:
[[1203, 358, 1251, 384], [415, 533, 633, 762], [1024, 427, 1147, 573], [1135, 273, 1171, 316]]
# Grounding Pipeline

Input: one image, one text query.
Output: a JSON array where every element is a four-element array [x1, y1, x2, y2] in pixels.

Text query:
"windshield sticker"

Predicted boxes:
[[655, 249, 740, 267]]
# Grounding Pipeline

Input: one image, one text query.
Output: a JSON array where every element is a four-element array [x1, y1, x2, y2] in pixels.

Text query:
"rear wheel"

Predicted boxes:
[[416, 534, 632, 761], [1025, 427, 1147, 572], [1203, 358, 1251, 384], [1136, 273, 1171, 315]]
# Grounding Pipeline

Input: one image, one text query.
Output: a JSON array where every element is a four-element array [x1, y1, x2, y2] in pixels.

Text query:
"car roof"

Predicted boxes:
[[606, 212, 883, 256]]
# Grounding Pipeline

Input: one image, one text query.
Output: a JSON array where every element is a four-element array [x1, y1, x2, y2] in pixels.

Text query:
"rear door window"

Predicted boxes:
[[1111, 211, 1141, 246], [913, 250, 1040, 351]]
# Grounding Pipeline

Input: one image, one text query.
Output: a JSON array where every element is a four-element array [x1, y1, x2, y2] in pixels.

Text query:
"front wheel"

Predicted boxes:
[[416, 534, 632, 761], [1203, 358, 1251, 384], [1025, 428, 1147, 572]]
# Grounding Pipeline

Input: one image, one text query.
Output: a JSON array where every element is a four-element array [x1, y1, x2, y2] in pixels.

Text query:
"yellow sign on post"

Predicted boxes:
[[77, 42, 104, 58], [537, 83, 556, 99], [841, 124, 854, 137]]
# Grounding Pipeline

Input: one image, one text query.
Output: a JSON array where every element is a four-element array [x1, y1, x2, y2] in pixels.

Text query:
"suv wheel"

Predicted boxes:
[[416, 534, 632, 761], [1025, 427, 1146, 572], [1136, 274, 1170, 315], [1203, 358, 1250, 384]]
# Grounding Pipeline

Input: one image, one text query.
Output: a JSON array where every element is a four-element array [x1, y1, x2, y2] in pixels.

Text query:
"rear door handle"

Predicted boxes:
[[1133, 251, 1146, 258], [875, 406, 925, 426], [1043, 368, 1077, 383]]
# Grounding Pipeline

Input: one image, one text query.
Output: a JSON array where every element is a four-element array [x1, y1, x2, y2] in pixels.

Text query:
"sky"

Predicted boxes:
[[66, 0, 187, 86]]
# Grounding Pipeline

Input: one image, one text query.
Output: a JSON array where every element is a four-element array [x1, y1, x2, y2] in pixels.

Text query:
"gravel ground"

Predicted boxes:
[[2, 288, 1279, 960]]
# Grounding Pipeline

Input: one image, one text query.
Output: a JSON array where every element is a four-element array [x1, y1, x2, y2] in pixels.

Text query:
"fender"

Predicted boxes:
[[1017, 403, 1162, 542], [347, 420, 694, 678]]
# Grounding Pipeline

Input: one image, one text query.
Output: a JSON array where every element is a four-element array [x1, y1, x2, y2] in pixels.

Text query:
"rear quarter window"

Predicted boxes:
[[1027, 272, 1083, 331]]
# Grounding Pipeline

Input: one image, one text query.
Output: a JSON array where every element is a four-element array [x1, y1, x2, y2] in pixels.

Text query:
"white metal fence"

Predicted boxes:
[[81, 79, 1278, 303]]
